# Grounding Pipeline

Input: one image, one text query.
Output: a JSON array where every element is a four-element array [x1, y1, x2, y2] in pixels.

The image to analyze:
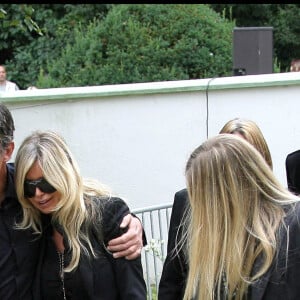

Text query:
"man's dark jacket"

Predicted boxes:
[[0, 163, 40, 300]]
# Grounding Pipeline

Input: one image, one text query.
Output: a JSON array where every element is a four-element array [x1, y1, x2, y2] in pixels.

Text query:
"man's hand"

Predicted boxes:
[[107, 214, 143, 260]]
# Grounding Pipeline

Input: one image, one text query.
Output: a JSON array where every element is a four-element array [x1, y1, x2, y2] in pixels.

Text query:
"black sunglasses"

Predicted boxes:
[[24, 178, 57, 198]]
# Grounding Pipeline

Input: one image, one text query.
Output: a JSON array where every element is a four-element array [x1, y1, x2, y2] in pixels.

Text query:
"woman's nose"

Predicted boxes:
[[34, 187, 44, 196]]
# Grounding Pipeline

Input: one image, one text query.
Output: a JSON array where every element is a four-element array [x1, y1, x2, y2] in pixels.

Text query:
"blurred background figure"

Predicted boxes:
[[290, 59, 300, 72], [0, 65, 19, 91]]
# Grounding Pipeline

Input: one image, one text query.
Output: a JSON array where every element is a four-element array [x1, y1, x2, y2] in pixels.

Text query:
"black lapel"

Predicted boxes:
[[250, 261, 273, 300], [251, 221, 289, 300]]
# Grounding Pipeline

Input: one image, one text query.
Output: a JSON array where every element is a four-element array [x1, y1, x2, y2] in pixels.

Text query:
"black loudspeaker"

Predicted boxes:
[[233, 27, 273, 76]]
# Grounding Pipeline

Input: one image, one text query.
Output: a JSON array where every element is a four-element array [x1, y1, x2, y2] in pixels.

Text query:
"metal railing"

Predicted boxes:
[[132, 202, 173, 300]]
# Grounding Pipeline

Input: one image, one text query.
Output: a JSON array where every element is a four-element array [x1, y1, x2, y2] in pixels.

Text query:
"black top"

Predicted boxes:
[[0, 163, 40, 300], [158, 188, 188, 300], [35, 196, 147, 300]]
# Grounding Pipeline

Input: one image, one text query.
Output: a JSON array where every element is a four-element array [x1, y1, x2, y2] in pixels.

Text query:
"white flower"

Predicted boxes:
[[144, 238, 164, 261]]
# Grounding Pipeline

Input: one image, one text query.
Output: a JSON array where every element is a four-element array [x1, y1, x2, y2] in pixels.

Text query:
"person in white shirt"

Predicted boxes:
[[0, 65, 19, 92]]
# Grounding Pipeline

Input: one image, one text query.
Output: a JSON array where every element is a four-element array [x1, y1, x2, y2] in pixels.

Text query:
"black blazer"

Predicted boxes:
[[159, 189, 300, 300], [33, 197, 147, 300], [158, 188, 188, 300]]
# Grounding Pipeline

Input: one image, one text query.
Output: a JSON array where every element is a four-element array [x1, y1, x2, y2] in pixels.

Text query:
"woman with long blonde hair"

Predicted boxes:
[[159, 118, 273, 300], [15, 130, 146, 300], [184, 134, 300, 300]]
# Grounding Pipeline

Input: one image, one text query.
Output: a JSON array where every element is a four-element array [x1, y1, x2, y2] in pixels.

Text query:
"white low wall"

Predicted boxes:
[[1, 72, 300, 210]]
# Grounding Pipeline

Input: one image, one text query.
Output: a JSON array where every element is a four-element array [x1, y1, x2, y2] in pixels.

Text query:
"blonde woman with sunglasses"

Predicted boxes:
[[15, 130, 146, 300]]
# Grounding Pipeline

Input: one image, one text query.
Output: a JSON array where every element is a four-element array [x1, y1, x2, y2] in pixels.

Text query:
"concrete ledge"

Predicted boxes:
[[1, 71, 300, 104]]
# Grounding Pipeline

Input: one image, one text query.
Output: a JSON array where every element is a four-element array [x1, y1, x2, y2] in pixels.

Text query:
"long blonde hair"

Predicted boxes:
[[183, 134, 299, 300], [15, 130, 111, 272]]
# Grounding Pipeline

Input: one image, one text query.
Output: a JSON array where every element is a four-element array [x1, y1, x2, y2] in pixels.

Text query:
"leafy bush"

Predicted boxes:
[[37, 4, 235, 88], [4, 4, 110, 89]]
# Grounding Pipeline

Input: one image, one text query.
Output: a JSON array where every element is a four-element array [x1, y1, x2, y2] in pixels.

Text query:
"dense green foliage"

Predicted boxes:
[[1, 4, 111, 89], [1, 4, 300, 89], [0, 4, 42, 59], [0, 4, 42, 87], [36, 4, 234, 88]]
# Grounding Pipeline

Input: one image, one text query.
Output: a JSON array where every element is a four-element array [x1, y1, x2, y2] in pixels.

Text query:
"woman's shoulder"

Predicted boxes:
[[283, 201, 300, 236], [91, 196, 130, 244], [90, 195, 128, 211], [86, 195, 130, 244], [89, 195, 130, 223]]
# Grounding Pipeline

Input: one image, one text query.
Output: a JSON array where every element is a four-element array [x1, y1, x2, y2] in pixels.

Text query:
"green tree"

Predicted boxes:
[[270, 5, 300, 71], [4, 4, 111, 89], [0, 4, 42, 88], [37, 4, 235, 88], [0, 4, 42, 60], [2, 4, 300, 89]]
